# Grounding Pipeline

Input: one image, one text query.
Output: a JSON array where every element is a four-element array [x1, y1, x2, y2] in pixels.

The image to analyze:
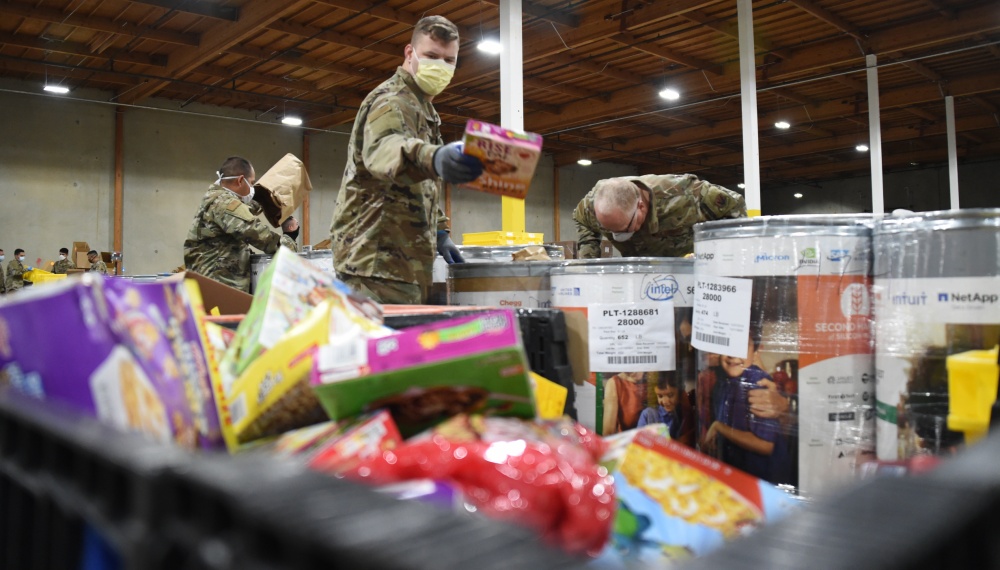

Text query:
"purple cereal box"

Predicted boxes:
[[0, 276, 222, 449]]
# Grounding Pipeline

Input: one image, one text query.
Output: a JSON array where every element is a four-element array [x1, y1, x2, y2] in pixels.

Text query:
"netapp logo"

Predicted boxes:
[[755, 253, 791, 263], [695, 253, 714, 261], [938, 292, 999, 304]]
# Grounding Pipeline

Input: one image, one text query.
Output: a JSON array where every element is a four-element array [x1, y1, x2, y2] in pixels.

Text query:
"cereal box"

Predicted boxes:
[[596, 430, 800, 566], [311, 310, 535, 436], [461, 120, 542, 199]]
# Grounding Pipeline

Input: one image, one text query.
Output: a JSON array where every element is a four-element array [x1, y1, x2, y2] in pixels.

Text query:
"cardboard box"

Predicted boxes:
[[312, 310, 536, 436], [75, 252, 91, 269], [164, 271, 253, 315], [550, 241, 578, 259], [461, 120, 543, 200]]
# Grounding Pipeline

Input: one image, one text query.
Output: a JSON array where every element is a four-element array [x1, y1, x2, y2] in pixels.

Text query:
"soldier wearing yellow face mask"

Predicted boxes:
[[329, 15, 484, 305]]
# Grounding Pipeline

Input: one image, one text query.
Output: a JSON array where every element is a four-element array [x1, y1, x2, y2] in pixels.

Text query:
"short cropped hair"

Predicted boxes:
[[14, 249, 24, 255], [411, 16, 459, 45], [593, 178, 640, 217], [219, 156, 253, 178], [88, 250, 98, 256]]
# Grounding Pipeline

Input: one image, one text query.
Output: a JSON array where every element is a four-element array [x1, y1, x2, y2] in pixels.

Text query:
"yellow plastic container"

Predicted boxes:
[[462, 231, 544, 246], [946, 345, 1000, 444], [22, 269, 68, 284]]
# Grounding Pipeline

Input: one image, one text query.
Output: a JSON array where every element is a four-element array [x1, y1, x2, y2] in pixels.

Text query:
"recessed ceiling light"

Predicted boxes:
[[281, 116, 303, 126], [43, 84, 69, 94], [794, 192, 803, 198], [477, 39, 502, 54], [737, 183, 746, 189], [775, 121, 791, 129], [658, 88, 680, 101], [577, 158, 592, 166], [856, 144, 869, 152]]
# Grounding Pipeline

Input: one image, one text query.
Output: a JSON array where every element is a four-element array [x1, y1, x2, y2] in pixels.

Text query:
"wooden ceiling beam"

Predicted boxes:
[[196, 64, 328, 95], [119, 0, 312, 103], [523, 77, 610, 102], [0, 1, 200, 47], [227, 44, 368, 80], [267, 19, 400, 58], [969, 95, 999, 114], [0, 31, 167, 66], [527, 4, 1000, 133], [787, 0, 865, 42], [309, 0, 477, 40], [902, 60, 944, 82], [679, 9, 793, 60], [478, 0, 581, 28], [129, 0, 239, 21], [610, 32, 723, 75]]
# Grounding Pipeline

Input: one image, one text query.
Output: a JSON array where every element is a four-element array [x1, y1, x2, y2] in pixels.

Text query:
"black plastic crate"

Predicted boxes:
[[0, 394, 582, 570]]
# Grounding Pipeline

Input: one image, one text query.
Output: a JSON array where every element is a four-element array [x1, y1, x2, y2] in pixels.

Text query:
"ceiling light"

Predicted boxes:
[[577, 158, 592, 166], [774, 121, 791, 129], [856, 144, 869, 152], [281, 116, 303, 126], [43, 84, 69, 94], [794, 193, 803, 198], [658, 88, 680, 101], [477, 39, 502, 54], [737, 183, 746, 189]]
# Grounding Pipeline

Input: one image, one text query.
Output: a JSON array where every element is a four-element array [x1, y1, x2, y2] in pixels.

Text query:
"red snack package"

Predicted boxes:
[[346, 416, 615, 556]]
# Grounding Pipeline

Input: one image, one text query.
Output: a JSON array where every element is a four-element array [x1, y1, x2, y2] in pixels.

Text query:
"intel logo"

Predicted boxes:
[[641, 275, 679, 301]]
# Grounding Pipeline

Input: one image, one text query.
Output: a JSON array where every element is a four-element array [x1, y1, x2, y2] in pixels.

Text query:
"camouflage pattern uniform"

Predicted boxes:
[[52, 257, 76, 274], [184, 184, 299, 292], [0, 262, 6, 294], [5, 257, 26, 293], [329, 67, 448, 305], [573, 174, 747, 258], [88, 259, 110, 275]]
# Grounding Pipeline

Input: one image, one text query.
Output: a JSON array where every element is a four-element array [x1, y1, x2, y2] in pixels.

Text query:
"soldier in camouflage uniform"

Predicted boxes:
[[6, 248, 28, 293], [52, 247, 76, 274], [184, 157, 300, 292], [329, 15, 483, 305], [573, 174, 747, 258], [0, 249, 6, 294], [86, 250, 109, 276]]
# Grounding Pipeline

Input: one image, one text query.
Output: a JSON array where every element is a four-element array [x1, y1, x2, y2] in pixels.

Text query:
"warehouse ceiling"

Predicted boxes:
[[1, 0, 999, 188]]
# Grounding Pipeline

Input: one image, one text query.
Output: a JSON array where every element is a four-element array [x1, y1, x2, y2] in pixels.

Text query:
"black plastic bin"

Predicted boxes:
[[0, 394, 581, 570]]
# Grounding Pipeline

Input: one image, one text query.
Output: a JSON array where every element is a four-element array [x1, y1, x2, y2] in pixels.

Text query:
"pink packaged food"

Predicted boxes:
[[461, 120, 543, 199]]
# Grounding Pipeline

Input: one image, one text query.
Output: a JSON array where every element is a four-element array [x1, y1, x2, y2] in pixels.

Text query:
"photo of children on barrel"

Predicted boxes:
[[598, 307, 698, 446], [696, 282, 799, 487]]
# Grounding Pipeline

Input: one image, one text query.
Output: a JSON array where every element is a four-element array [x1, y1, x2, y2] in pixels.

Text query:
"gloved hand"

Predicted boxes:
[[282, 216, 300, 241], [437, 230, 464, 264], [433, 142, 484, 184]]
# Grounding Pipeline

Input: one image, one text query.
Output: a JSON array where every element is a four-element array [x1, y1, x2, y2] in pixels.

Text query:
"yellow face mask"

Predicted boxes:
[[412, 58, 455, 96]]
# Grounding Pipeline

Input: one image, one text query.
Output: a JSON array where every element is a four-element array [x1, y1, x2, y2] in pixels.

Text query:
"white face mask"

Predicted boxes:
[[612, 232, 635, 242], [217, 173, 254, 203], [18, 256, 25, 262], [0, 255, 4, 262], [59, 255, 66, 260]]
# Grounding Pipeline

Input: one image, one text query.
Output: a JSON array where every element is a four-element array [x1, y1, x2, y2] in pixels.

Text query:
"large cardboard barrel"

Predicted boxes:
[[694, 215, 874, 496], [448, 261, 562, 309], [874, 208, 1000, 461]]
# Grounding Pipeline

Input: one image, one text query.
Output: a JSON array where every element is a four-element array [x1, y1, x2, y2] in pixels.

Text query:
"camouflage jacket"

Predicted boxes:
[[573, 174, 746, 258], [5, 258, 26, 291], [52, 258, 76, 274], [183, 184, 299, 292], [330, 67, 448, 291], [0, 263, 6, 294], [88, 260, 109, 275]]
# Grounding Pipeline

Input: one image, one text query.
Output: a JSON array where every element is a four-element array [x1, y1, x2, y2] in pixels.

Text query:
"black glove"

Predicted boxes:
[[437, 230, 464, 264], [433, 142, 484, 184]]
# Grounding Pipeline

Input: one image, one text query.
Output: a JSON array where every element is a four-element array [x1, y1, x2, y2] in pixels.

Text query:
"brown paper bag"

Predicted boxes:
[[254, 153, 312, 227]]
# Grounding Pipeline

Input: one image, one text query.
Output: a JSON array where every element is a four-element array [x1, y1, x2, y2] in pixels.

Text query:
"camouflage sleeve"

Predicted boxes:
[[213, 196, 297, 255], [573, 194, 602, 259], [436, 204, 449, 232], [247, 199, 264, 217], [698, 180, 747, 219], [362, 97, 439, 186]]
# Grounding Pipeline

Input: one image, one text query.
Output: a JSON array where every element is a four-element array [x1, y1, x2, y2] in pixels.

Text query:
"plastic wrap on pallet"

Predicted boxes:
[[692, 215, 875, 497], [550, 258, 697, 438], [873, 208, 1000, 461]]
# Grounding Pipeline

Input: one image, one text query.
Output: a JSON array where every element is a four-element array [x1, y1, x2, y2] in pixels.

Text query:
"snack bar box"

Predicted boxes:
[[311, 310, 536, 436]]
